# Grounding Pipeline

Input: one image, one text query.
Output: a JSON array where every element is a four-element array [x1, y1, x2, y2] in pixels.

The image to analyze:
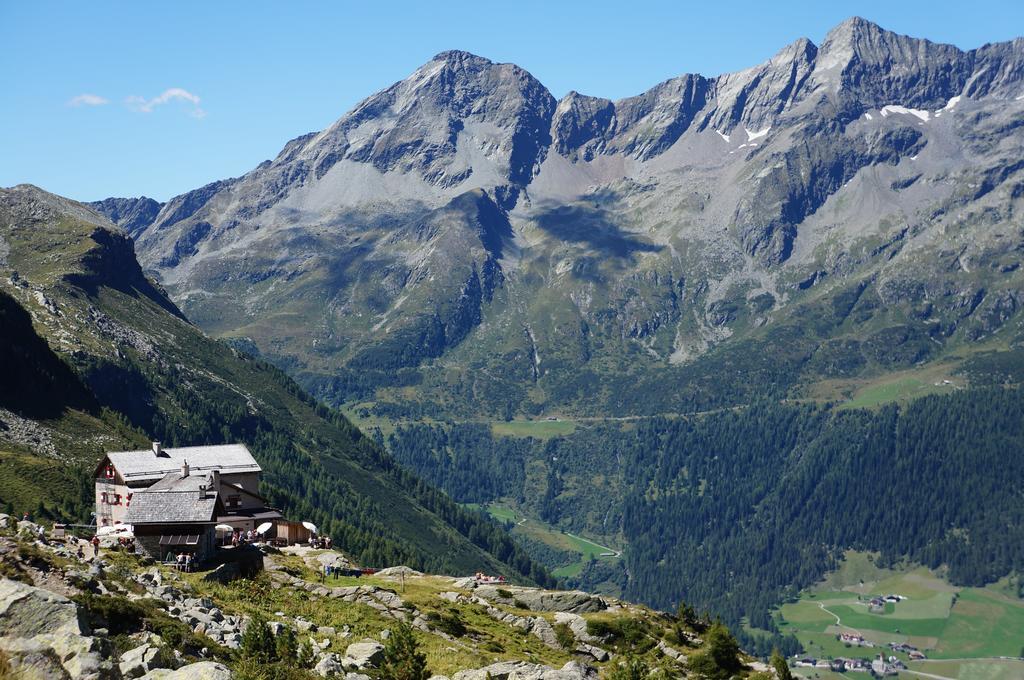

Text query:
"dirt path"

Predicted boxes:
[[818, 601, 865, 635], [564, 531, 621, 557]]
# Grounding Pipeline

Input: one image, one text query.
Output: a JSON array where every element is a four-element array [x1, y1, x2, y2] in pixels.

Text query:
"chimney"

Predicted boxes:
[[210, 470, 220, 492], [152, 441, 162, 456], [198, 483, 207, 499], [181, 459, 190, 478]]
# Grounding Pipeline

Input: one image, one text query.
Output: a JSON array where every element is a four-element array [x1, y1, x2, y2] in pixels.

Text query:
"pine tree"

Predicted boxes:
[[240, 613, 275, 663], [770, 647, 793, 680], [376, 622, 428, 680], [275, 624, 298, 662], [297, 637, 315, 669]]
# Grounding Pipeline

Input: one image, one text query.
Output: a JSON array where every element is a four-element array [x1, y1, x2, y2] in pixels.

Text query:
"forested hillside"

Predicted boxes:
[[0, 184, 552, 585], [386, 385, 1024, 652]]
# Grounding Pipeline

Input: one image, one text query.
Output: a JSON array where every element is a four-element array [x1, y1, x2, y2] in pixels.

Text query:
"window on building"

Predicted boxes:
[[227, 495, 241, 508]]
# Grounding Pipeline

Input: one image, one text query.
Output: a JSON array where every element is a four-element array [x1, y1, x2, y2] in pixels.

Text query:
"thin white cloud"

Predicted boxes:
[[125, 88, 205, 118], [67, 93, 109, 107]]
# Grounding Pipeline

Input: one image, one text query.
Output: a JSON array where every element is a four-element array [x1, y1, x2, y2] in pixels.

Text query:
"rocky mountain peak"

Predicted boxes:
[[816, 16, 972, 111], [89, 195, 164, 239]]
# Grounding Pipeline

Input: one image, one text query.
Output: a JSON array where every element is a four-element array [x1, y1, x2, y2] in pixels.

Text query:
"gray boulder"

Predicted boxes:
[[452, 660, 597, 680], [529, 617, 559, 649], [495, 589, 605, 614], [553, 613, 600, 644], [139, 661, 232, 680], [119, 643, 167, 679], [0, 637, 68, 680], [0, 577, 110, 679], [201, 563, 240, 584], [0, 578, 88, 638], [342, 640, 384, 670], [375, 566, 422, 578], [315, 553, 351, 570], [314, 653, 344, 677]]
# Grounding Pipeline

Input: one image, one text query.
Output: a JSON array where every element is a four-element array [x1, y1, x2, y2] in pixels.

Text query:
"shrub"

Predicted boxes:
[[585, 617, 652, 652], [425, 610, 467, 638], [605, 657, 649, 680], [553, 623, 576, 650], [770, 648, 794, 680], [297, 638, 315, 669], [495, 588, 513, 599], [686, 623, 742, 680], [73, 593, 149, 635]]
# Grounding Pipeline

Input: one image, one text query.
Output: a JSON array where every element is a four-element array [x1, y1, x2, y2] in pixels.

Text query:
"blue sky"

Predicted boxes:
[[2, 1, 1022, 202]]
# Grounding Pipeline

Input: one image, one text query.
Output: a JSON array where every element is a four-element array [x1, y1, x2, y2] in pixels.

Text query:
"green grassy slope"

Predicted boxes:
[[0, 185, 552, 583]]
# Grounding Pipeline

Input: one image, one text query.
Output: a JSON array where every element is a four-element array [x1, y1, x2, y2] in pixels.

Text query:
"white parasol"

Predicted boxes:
[[255, 522, 273, 535], [301, 521, 317, 533], [215, 524, 233, 532], [97, 525, 132, 536]]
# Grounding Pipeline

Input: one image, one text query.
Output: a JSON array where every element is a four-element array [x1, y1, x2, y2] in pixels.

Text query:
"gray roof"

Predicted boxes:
[[147, 471, 216, 492], [106, 444, 260, 483], [125, 490, 220, 525]]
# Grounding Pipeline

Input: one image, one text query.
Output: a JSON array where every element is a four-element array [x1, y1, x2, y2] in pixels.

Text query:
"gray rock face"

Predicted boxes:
[[89, 197, 164, 238], [119, 643, 169, 679], [477, 587, 606, 614]]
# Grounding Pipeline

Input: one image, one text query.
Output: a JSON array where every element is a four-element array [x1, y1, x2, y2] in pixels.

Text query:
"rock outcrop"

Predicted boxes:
[[0, 578, 109, 680], [450, 660, 598, 680]]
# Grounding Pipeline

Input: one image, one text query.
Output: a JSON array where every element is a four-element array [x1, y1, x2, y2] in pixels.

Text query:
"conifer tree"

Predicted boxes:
[[770, 647, 793, 680], [376, 622, 428, 680]]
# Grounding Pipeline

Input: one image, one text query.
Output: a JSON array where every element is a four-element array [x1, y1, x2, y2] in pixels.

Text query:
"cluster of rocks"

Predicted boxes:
[[473, 587, 607, 614], [439, 660, 598, 680], [439, 588, 610, 662], [268, 569, 434, 634], [0, 576, 230, 680], [132, 570, 245, 649], [0, 535, 684, 680], [313, 638, 384, 679]]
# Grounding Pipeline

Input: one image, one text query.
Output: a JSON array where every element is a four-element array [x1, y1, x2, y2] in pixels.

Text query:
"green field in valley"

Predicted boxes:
[[779, 552, 1024, 680], [466, 502, 620, 580]]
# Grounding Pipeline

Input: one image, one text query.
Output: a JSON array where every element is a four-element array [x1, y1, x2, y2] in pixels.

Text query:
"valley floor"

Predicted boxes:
[[776, 552, 1024, 680]]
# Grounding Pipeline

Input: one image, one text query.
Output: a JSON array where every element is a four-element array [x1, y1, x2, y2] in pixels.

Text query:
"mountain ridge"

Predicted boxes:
[[101, 16, 1024, 424]]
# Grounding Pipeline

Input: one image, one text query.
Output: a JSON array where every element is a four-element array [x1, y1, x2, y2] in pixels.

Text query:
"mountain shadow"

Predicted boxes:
[[533, 201, 663, 261]]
